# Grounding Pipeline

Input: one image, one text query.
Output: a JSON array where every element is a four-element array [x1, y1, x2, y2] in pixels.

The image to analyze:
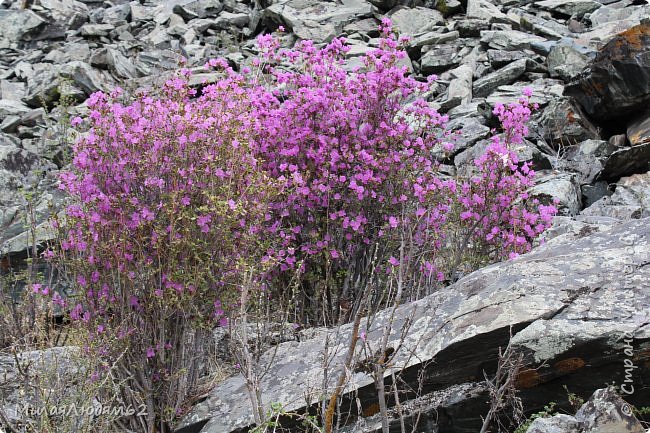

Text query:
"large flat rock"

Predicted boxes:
[[177, 218, 650, 433]]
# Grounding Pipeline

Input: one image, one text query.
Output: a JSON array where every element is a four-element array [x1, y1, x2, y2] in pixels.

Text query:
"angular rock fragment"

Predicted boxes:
[[264, 0, 373, 43], [488, 49, 530, 68], [466, 0, 508, 23], [485, 79, 565, 108], [582, 172, 650, 220], [0, 10, 47, 42], [44, 42, 91, 64], [510, 9, 571, 39], [420, 40, 467, 74], [0, 100, 30, 121], [173, 0, 224, 20], [599, 142, 650, 181], [574, 388, 645, 433], [530, 171, 582, 215], [80, 23, 114, 37], [560, 139, 615, 184], [480, 29, 547, 50], [456, 18, 490, 37], [547, 44, 589, 82], [388, 6, 444, 38], [440, 64, 473, 111], [407, 30, 459, 51], [102, 3, 131, 25], [439, 117, 489, 157], [524, 388, 645, 433], [588, 3, 650, 27], [473, 58, 527, 98], [536, 0, 601, 18], [525, 414, 581, 433]]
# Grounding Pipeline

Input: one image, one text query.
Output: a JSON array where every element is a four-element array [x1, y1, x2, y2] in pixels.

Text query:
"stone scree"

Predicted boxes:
[[0, 0, 648, 431]]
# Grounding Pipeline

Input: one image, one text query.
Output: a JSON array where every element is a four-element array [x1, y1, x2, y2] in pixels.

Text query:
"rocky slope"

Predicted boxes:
[[0, 0, 649, 431], [0, 0, 649, 261]]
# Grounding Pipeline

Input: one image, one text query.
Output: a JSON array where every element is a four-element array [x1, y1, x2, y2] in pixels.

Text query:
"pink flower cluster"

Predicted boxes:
[[248, 24, 450, 272], [50, 22, 556, 364], [54, 70, 276, 353]]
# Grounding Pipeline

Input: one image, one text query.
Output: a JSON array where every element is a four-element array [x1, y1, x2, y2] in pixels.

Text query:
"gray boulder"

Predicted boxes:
[[487, 49, 534, 69], [420, 40, 467, 74], [436, 117, 489, 157], [0, 100, 30, 121], [0, 10, 47, 43], [599, 141, 650, 181], [0, 347, 84, 427], [0, 80, 26, 101], [43, 42, 91, 64], [565, 23, 650, 122], [80, 23, 114, 37], [485, 78, 565, 109], [90, 47, 139, 79], [559, 139, 615, 185], [439, 64, 473, 112], [407, 30, 460, 52], [589, 3, 650, 27], [509, 9, 571, 39], [33, 0, 90, 39], [173, 0, 224, 20], [456, 18, 490, 37], [0, 135, 62, 256], [547, 45, 589, 82], [102, 3, 131, 25], [480, 29, 547, 51], [466, 0, 508, 23], [22, 61, 110, 109], [575, 388, 645, 433]]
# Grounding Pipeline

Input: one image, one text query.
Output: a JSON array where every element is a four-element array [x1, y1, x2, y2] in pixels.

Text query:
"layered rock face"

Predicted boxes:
[[0, 0, 648, 432], [177, 217, 649, 433]]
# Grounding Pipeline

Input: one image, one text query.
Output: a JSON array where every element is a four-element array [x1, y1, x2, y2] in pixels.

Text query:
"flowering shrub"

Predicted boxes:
[[245, 23, 454, 321], [243, 23, 556, 318], [52, 73, 278, 430], [435, 92, 557, 278], [45, 20, 556, 429]]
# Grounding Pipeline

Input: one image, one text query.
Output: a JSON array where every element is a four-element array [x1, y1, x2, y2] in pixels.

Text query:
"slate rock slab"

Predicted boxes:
[[177, 217, 650, 433], [536, 0, 601, 18], [472, 58, 527, 98]]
